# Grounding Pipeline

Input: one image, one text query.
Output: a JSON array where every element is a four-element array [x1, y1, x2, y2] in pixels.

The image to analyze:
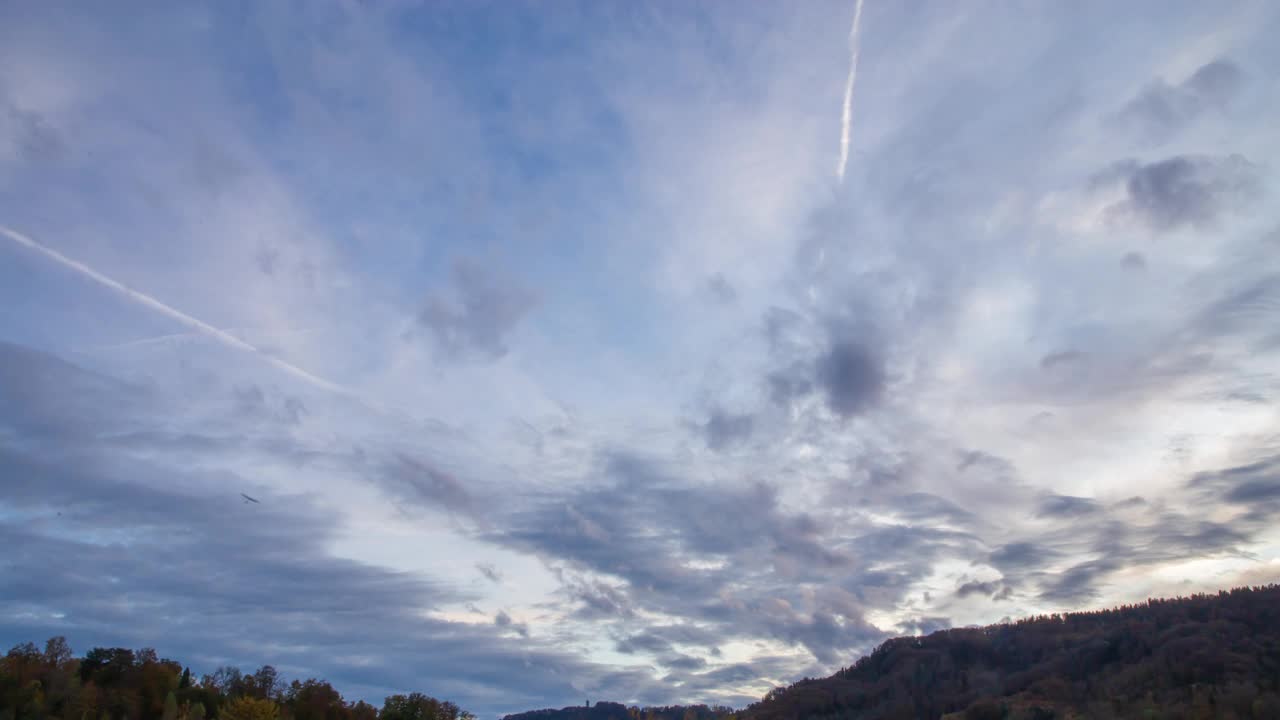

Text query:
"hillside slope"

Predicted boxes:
[[744, 584, 1280, 720]]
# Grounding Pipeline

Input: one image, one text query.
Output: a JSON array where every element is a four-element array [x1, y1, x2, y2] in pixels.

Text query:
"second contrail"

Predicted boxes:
[[0, 224, 348, 396], [836, 0, 866, 183]]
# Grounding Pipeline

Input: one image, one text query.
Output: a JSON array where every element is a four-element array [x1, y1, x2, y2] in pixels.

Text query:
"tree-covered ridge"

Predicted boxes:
[[0, 641, 470, 720], [745, 584, 1280, 720]]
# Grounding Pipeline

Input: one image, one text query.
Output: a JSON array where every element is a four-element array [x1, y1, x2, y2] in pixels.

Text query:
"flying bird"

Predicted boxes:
[[240, 493, 261, 504]]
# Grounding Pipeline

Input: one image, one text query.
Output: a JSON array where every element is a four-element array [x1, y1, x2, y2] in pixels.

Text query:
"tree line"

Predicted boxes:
[[0, 640, 472, 720]]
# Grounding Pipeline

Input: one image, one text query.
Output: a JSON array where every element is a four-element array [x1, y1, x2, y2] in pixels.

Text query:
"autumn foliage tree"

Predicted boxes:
[[220, 698, 279, 720], [1, 641, 473, 720]]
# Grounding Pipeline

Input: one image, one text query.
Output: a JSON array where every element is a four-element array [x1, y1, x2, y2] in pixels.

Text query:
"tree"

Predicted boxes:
[[380, 694, 467, 720], [163, 693, 178, 720], [245, 668, 282, 702], [189, 704, 204, 720], [347, 702, 376, 720], [219, 698, 279, 720], [45, 639, 74, 670], [284, 680, 345, 720]]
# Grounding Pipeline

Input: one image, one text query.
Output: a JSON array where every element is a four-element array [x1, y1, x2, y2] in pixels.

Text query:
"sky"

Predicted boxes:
[[2, 0, 1280, 717]]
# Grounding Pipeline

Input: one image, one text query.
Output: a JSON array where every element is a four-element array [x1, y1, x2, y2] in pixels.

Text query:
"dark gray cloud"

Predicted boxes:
[[379, 453, 478, 519], [702, 409, 753, 451], [815, 341, 885, 417], [615, 625, 720, 656], [494, 611, 529, 637], [955, 580, 999, 598], [1037, 494, 1100, 519], [235, 383, 308, 425], [418, 259, 538, 360], [0, 341, 152, 440], [1189, 455, 1280, 517], [1, 100, 62, 164], [1119, 58, 1245, 138], [1040, 350, 1085, 370], [765, 367, 813, 408], [1108, 154, 1260, 231], [1191, 273, 1280, 344], [255, 247, 281, 276], [887, 493, 975, 526], [659, 653, 707, 672], [1121, 251, 1146, 270], [1038, 557, 1121, 604], [900, 616, 952, 637], [988, 542, 1049, 575], [475, 562, 503, 583], [706, 273, 737, 303]]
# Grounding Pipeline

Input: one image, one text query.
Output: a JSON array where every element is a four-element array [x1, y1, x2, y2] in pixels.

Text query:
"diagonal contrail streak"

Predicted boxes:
[[1, 224, 347, 396], [836, 0, 866, 183]]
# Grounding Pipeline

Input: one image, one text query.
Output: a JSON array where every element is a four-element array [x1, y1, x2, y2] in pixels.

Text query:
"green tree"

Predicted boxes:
[[162, 693, 178, 720], [188, 704, 204, 720]]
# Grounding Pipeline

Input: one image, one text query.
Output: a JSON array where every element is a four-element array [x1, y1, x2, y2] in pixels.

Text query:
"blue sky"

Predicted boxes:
[[3, 1, 1280, 717]]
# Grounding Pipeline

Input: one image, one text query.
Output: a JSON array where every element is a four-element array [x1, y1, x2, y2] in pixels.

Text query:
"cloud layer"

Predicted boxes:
[[3, 2, 1280, 718]]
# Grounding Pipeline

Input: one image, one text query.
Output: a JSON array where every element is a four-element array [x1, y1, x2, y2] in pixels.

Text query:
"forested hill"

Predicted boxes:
[[744, 584, 1280, 720]]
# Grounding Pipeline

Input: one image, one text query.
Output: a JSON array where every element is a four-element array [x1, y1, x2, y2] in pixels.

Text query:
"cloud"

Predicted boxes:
[[955, 580, 1000, 599], [0, 341, 681, 716], [1190, 455, 1280, 519], [706, 273, 737, 303], [1121, 252, 1147, 270], [1106, 154, 1261, 231], [379, 453, 478, 519], [1, 101, 61, 167], [488, 453, 904, 664], [1038, 557, 1121, 604], [765, 368, 813, 409], [815, 340, 885, 417], [495, 611, 529, 637], [702, 410, 754, 451], [418, 259, 538, 361], [475, 563, 504, 584], [989, 542, 1050, 575], [1036, 494, 1101, 519], [1040, 350, 1085, 370], [1118, 58, 1246, 138]]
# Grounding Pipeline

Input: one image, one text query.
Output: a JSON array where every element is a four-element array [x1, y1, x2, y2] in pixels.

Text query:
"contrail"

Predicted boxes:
[[836, 0, 866, 183], [0, 224, 347, 396]]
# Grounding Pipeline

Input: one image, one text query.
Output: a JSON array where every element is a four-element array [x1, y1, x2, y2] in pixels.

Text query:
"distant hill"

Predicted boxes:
[[744, 584, 1280, 720], [502, 702, 734, 720]]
